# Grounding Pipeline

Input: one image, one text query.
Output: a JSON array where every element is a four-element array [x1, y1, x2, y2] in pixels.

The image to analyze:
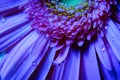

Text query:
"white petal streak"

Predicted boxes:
[[82, 43, 101, 80], [0, 31, 39, 80], [106, 19, 120, 61], [95, 34, 111, 70]]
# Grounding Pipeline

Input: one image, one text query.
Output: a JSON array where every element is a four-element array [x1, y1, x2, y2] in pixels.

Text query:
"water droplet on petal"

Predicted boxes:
[[87, 35, 91, 41], [105, 26, 107, 30], [102, 46, 105, 52], [46, 34, 49, 37], [33, 61, 37, 66]]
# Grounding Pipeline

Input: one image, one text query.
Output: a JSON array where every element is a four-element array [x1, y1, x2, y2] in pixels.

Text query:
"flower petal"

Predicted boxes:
[[61, 44, 80, 80], [53, 46, 70, 64], [95, 34, 112, 70], [36, 47, 57, 80], [11, 37, 50, 79], [113, 21, 120, 30], [108, 19, 120, 40], [103, 36, 120, 78], [0, 31, 39, 80], [52, 62, 65, 80], [0, 13, 29, 37], [105, 19, 120, 61], [81, 43, 101, 80], [99, 60, 118, 80], [0, 24, 32, 51], [0, 0, 28, 16]]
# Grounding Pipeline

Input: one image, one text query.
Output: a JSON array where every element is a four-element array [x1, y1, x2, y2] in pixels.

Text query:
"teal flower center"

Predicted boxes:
[[46, 0, 89, 18], [59, 0, 83, 7]]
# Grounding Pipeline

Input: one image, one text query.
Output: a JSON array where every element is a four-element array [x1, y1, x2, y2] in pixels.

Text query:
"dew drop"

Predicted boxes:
[[0, 16, 6, 23], [46, 34, 49, 37], [87, 35, 91, 41], [102, 46, 105, 52], [105, 26, 107, 30], [32, 61, 37, 66]]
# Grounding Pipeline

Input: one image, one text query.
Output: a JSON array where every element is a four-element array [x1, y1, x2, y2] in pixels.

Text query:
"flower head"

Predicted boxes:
[[22, 0, 116, 47], [0, 0, 120, 80]]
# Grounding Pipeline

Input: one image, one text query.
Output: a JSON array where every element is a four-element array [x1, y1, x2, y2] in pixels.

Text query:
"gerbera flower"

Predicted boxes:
[[0, 0, 120, 80]]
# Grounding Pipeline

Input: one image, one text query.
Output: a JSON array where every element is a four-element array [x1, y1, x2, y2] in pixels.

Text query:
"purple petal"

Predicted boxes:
[[99, 60, 117, 80], [52, 62, 65, 80], [108, 19, 120, 40], [0, 24, 32, 51], [81, 43, 101, 80], [0, 52, 8, 70], [61, 45, 80, 80], [95, 34, 112, 70], [0, 31, 39, 80], [113, 20, 120, 30], [103, 36, 120, 78], [53, 46, 70, 64], [37, 47, 57, 80], [0, 0, 28, 16], [0, 14, 29, 37], [109, 51, 120, 79], [11, 37, 50, 79], [105, 19, 120, 61]]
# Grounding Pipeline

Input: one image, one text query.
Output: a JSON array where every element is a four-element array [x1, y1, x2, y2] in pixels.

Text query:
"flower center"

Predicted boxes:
[[58, 0, 83, 7], [23, 0, 115, 47], [46, 0, 89, 18]]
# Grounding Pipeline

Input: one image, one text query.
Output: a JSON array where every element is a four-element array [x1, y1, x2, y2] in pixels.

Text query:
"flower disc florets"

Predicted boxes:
[[23, 0, 116, 47]]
